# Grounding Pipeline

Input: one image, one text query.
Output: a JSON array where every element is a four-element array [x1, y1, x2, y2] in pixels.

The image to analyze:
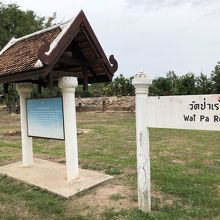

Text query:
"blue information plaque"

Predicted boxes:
[[26, 97, 65, 140]]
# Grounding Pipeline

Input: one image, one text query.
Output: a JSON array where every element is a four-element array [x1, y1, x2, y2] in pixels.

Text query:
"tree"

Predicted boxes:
[[75, 75, 134, 97], [89, 83, 113, 97], [149, 71, 178, 96], [112, 74, 125, 96], [196, 73, 212, 94], [149, 77, 172, 96], [0, 84, 3, 94], [175, 73, 196, 95], [112, 74, 134, 96], [126, 77, 135, 96], [5, 84, 18, 112], [211, 61, 220, 93], [0, 2, 56, 112], [100, 83, 114, 97], [0, 2, 56, 49], [166, 71, 178, 95]]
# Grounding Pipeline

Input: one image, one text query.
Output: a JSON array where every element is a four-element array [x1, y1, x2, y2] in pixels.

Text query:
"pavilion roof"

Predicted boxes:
[[0, 10, 118, 85]]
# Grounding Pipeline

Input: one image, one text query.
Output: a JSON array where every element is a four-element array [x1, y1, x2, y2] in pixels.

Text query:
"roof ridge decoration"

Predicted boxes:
[[0, 19, 71, 52], [0, 37, 16, 56]]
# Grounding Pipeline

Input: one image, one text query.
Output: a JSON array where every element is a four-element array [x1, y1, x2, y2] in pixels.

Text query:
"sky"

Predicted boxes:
[[2, 0, 220, 78]]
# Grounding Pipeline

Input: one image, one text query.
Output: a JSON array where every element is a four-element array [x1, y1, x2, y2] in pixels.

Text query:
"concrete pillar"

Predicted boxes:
[[132, 71, 152, 212], [58, 77, 79, 180], [16, 83, 33, 167]]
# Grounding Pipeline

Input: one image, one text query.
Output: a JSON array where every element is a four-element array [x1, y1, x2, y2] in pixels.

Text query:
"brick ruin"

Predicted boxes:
[[76, 96, 135, 112]]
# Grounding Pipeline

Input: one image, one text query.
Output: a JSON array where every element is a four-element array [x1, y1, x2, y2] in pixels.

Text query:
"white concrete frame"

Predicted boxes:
[[16, 77, 79, 181], [132, 72, 152, 213], [16, 83, 34, 167], [59, 77, 79, 180]]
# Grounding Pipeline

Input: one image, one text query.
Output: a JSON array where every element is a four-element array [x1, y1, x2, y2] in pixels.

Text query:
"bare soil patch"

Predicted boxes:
[[3, 130, 21, 137], [66, 183, 136, 218], [214, 184, 220, 196], [77, 128, 93, 135], [172, 159, 185, 164]]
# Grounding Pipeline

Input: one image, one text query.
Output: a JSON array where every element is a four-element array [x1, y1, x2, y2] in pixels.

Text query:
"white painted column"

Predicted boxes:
[[16, 83, 33, 167], [58, 77, 79, 180], [132, 71, 152, 212]]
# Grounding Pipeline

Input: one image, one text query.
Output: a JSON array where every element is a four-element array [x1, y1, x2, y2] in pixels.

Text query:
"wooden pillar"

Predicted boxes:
[[82, 64, 88, 97]]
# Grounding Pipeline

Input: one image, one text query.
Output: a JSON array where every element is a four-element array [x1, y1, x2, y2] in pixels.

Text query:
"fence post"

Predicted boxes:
[[132, 71, 152, 212]]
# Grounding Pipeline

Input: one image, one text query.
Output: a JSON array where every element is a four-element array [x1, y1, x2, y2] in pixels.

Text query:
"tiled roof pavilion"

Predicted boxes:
[[0, 10, 118, 88]]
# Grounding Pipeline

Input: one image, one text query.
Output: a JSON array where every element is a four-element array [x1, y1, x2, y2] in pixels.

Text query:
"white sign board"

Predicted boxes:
[[146, 94, 220, 131], [26, 97, 65, 140]]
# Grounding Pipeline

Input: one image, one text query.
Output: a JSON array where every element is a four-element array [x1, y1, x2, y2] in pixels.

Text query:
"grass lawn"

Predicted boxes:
[[0, 108, 219, 219]]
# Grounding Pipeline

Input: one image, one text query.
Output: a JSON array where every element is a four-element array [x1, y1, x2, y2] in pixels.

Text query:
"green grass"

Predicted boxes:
[[0, 109, 219, 219], [110, 193, 126, 201]]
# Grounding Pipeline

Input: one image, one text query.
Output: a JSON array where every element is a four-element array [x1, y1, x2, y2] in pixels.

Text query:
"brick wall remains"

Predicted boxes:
[[76, 96, 135, 112]]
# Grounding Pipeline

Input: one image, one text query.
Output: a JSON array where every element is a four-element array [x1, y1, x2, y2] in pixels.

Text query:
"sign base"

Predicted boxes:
[[0, 158, 113, 198]]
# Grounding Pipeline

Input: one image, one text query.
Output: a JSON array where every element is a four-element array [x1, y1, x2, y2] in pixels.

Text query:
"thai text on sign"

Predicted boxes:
[[146, 94, 220, 131]]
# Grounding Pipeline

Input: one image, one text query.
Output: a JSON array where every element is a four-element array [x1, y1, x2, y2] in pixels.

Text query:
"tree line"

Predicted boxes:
[[76, 62, 220, 97], [150, 62, 220, 95]]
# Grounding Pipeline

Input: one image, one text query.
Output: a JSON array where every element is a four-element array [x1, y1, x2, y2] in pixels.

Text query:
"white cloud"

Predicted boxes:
[[125, 0, 219, 10]]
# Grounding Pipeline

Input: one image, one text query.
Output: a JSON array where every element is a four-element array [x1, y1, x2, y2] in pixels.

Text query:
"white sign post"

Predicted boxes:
[[132, 72, 152, 212], [132, 71, 220, 213]]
